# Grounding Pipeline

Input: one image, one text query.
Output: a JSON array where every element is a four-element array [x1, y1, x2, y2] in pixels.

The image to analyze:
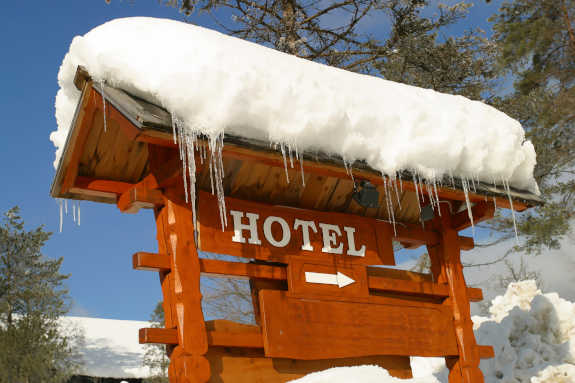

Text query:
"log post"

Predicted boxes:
[[156, 195, 210, 383], [433, 204, 484, 383]]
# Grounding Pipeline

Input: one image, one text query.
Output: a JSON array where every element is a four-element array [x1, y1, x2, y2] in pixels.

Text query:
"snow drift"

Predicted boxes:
[[52, 17, 538, 194]]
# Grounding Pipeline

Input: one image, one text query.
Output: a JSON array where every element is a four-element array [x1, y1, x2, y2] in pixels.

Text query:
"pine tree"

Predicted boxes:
[[483, 0, 575, 253], [0, 207, 81, 383], [143, 302, 169, 383]]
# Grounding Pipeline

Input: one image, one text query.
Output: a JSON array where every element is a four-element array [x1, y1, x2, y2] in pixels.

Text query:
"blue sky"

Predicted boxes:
[[0, 0, 503, 321]]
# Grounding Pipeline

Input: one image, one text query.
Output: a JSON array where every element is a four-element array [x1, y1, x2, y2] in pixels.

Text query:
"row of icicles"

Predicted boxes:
[[170, 115, 520, 243], [57, 91, 519, 244]]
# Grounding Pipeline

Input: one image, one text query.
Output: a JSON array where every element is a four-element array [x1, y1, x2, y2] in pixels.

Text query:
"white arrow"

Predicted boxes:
[[304, 271, 355, 288]]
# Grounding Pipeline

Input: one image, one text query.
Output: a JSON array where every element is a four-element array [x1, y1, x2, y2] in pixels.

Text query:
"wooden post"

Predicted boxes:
[[156, 193, 210, 383], [432, 204, 484, 383]]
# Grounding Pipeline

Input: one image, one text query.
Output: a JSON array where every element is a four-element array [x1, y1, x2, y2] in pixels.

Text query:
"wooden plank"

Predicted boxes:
[[198, 192, 395, 266], [60, 84, 98, 195], [436, 204, 485, 382], [260, 290, 459, 359], [117, 181, 164, 213], [205, 347, 412, 381], [287, 259, 369, 300], [133, 253, 483, 301], [452, 201, 495, 232], [139, 320, 263, 348], [478, 345, 494, 359], [74, 176, 134, 195]]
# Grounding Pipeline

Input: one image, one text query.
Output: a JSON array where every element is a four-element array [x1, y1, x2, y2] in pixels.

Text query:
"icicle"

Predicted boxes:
[[73, 203, 76, 223], [280, 144, 290, 183], [288, 143, 294, 168], [462, 178, 475, 237], [171, 114, 178, 144], [492, 195, 497, 210], [432, 179, 441, 216], [503, 179, 519, 244], [65, 199, 68, 215], [59, 199, 63, 233], [208, 133, 227, 231], [392, 174, 402, 209], [100, 81, 108, 132], [412, 173, 422, 215], [296, 149, 305, 186], [77, 201, 81, 226], [383, 178, 397, 236], [344, 160, 356, 185]]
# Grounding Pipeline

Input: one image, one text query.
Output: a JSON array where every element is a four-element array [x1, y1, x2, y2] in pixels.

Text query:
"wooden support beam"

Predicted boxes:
[[74, 176, 134, 195], [459, 236, 474, 251], [133, 253, 483, 301], [478, 345, 494, 359], [59, 84, 98, 196], [140, 320, 264, 348], [117, 184, 164, 213], [452, 202, 496, 232], [436, 204, 485, 383]]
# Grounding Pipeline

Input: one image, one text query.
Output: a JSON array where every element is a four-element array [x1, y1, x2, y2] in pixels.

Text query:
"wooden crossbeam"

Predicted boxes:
[[139, 326, 493, 360], [452, 202, 496, 232], [133, 253, 483, 302], [478, 345, 494, 359], [140, 321, 264, 348]]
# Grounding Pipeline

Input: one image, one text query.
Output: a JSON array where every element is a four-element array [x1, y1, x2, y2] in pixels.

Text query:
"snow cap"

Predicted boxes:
[[52, 17, 539, 194]]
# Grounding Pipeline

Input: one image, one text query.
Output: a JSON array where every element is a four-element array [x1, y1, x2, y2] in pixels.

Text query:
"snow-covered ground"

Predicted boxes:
[[61, 316, 150, 378]]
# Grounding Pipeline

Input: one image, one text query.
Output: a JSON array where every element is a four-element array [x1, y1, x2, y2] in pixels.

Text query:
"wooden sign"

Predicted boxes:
[[259, 290, 458, 360], [198, 192, 395, 265]]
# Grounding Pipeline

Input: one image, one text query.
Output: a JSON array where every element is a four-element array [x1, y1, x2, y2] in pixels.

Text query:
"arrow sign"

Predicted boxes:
[[304, 271, 355, 288]]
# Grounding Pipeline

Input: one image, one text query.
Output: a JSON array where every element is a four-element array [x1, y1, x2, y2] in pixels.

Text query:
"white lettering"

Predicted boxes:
[[294, 219, 317, 251], [344, 226, 366, 257], [263, 216, 291, 247], [318, 223, 343, 254], [230, 210, 261, 244]]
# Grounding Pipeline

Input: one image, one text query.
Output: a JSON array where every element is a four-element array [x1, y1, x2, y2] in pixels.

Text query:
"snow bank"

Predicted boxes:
[[474, 280, 575, 383], [53, 17, 538, 194], [61, 316, 150, 378], [290, 365, 442, 383]]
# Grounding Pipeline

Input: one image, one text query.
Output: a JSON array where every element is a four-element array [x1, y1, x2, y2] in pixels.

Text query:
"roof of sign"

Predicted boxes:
[[52, 17, 540, 196], [50, 68, 543, 218]]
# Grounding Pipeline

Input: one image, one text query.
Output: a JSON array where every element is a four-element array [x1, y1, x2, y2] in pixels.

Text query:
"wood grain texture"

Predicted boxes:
[[435, 204, 485, 383], [259, 290, 459, 360], [205, 347, 413, 382]]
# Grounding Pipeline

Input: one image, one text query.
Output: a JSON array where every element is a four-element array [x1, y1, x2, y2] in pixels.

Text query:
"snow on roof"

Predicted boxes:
[[52, 17, 538, 194]]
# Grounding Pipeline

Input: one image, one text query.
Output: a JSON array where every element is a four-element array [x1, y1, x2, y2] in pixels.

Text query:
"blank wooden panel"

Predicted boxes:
[[206, 346, 412, 382], [259, 290, 458, 360]]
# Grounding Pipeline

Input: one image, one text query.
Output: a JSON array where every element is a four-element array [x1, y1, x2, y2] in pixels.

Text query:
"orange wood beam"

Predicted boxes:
[[133, 252, 483, 301], [60, 85, 98, 195], [478, 345, 494, 359], [139, 326, 264, 348], [451, 201, 496, 232], [74, 176, 134, 195], [117, 182, 164, 213]]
